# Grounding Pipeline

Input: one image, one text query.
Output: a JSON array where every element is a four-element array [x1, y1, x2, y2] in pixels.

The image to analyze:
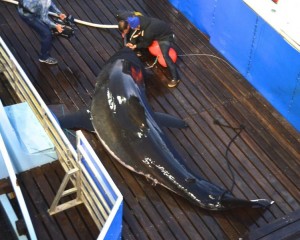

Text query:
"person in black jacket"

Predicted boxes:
[[116, 10, 143, 52], [125, 16, 180, 88], [115, 10, 142, 22], [118, 20, 141, 47]]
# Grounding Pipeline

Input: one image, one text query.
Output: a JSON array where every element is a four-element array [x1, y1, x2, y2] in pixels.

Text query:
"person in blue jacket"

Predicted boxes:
[[18, 0, 66, 64]]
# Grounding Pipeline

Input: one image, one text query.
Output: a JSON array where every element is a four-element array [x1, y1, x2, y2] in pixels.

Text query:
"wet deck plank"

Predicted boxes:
[[1, 0, 300, 239]]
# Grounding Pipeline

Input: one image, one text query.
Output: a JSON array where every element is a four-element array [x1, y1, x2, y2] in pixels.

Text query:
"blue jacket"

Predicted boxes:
[[19, 0, 61, 28]]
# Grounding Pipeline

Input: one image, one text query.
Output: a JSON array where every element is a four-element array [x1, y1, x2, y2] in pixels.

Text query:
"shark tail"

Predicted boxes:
[[221, 193, 274, 210]]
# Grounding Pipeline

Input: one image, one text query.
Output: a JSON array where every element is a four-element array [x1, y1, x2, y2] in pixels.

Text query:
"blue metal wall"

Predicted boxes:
[[170, 0, 300, 132]]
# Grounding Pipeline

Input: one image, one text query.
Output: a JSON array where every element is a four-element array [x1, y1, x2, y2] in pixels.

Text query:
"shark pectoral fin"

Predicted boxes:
[[154, 112, 188, 129], [57, 108, 94, 132], [250, 199, 275, 208]]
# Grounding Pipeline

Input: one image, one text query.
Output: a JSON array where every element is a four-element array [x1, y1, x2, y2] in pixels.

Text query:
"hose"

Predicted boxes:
[[178, 53, 239, 73], [213, 119, 245, 194], [1, 0, 118, 29]]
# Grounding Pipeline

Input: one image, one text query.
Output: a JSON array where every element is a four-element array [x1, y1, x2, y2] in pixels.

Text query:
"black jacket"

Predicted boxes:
[[136, 16, 174, 49]]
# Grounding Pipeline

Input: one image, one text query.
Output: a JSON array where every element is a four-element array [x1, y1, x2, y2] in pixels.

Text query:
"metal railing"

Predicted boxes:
[[0, 36, 123, 239], [0, 133, 37, 240]]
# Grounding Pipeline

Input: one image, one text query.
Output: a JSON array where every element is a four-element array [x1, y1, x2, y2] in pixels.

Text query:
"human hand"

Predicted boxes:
[[56, 24, 63, 33], [59, 13, 67, 20], [126, 43, 137, 49]]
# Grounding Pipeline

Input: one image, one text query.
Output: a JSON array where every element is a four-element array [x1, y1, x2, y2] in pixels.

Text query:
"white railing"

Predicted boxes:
[[0, 36, 123, 239], [0, 134, 36, 240], [0, 37, 77, 172], [77, 131, 123, 240], [47, 131, 123, 239]]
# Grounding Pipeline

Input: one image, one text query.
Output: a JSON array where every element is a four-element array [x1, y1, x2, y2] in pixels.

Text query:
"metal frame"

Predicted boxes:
[[0, 36, 123, 239]]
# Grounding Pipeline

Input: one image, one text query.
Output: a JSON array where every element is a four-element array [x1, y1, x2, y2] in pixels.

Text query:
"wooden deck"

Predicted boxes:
[[1, 0, 300, 239]]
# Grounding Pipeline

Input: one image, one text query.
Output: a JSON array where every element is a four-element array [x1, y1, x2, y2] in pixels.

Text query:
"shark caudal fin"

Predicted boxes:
[[220, 193, 274, 210]]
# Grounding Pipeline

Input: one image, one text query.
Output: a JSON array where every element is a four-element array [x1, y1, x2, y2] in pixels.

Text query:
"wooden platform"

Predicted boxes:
[[1, 0, 300, 239]]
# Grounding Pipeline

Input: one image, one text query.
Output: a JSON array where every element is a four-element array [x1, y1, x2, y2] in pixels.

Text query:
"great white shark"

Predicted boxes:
[[58, 48, 274, 210]]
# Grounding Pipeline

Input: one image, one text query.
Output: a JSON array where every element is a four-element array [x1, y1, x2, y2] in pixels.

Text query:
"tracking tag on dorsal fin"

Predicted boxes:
[[154, 112, 189, 129]]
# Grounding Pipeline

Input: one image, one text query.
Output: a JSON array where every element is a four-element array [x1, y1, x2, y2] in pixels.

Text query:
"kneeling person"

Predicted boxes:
[[126, 15, 180, 88]]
